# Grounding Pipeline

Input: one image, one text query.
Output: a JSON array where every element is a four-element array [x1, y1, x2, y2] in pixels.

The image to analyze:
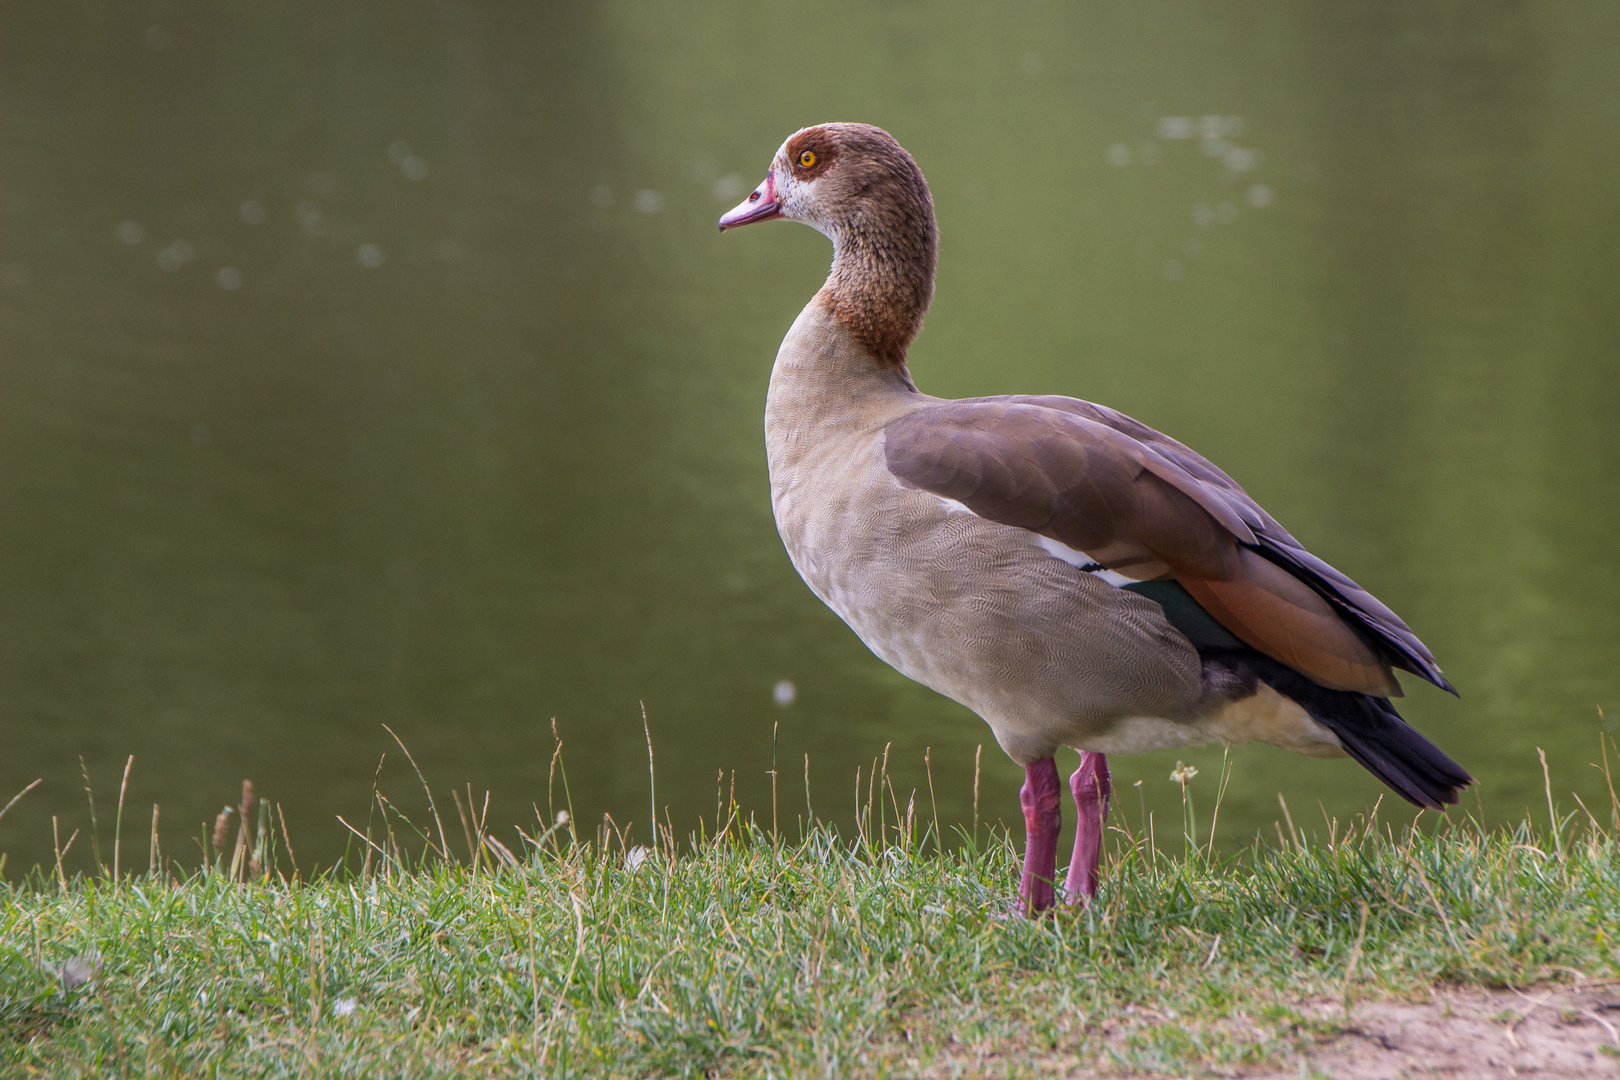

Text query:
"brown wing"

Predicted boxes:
[[1006, 396, 1453, 693], [883, 398, 1447, 698]]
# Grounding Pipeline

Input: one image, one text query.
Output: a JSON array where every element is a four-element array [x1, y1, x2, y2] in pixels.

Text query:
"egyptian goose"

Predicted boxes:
[[719, 123, 1470, 913]]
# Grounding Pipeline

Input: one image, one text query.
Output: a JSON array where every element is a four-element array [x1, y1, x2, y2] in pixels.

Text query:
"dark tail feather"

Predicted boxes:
[[1247, 657, 1473, 810]]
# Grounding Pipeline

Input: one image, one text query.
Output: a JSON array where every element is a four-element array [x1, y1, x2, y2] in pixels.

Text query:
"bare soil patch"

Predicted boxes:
[[901, 983, 1620, 1078], [1282, 983, 1620, 1080]]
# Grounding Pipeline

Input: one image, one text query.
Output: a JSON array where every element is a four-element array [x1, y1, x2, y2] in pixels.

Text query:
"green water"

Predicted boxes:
[[3, 1, 1617, 874]]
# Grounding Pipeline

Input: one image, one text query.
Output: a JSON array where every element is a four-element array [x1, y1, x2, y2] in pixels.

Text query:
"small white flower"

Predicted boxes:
[[1170, 761, 1199, 785], [59, 955, 99, 990]]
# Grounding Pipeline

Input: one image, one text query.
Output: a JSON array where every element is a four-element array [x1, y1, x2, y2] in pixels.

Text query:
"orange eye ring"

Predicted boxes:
[[797, 150, 817, 169]]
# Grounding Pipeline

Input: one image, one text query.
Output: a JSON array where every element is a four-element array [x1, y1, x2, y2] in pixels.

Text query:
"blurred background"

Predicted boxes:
[[2, 0, 1617, 875]]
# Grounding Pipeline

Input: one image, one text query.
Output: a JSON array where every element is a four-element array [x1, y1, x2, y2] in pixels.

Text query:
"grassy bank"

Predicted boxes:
[[3, 756, 1620, 1078]]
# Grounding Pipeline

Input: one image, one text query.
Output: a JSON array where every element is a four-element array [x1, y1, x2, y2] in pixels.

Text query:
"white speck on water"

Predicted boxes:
[[357, 244, 384, 268], [1021, 51, 1043, 75], [711, 174, 743, 202], [1137, 142, 1160, 165], [633, 190, 664, 213], [1105, 143, 1131, 167], [588, 184, 613, 209], [773, 680, 797, 707], [116, 221, 146, 245], [296, 202, 326, 236], [1162, 259, 1184, 281], [1184, 238, 1202, 260], [190, 423, 212, 447], [1201, 136, 1231, 158], [401, 155, 427, 181], [1224, 147, 1258, 171], [238, 200, 266, 224], [1157, 116, 1193, 140], [145, 24, 170, 50], [1247, 183, 1274, 208], [156, 239, 195, 271], [215, 266, 242, 290], [332, 997, 357, 1018], [687, 160, 718, 183], [1192, 203, 1213, 228], [388, 140, 412, 164], [1216, 202, 1237, 224]]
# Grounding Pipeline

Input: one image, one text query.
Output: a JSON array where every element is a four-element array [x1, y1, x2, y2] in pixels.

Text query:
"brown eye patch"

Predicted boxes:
[[785, 127, 838, 179]]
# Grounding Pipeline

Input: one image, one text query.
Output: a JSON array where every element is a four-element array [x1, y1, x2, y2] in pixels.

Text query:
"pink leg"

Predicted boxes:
[[1064, 752, 1112, 905], [1018, 758, 1062, 915]]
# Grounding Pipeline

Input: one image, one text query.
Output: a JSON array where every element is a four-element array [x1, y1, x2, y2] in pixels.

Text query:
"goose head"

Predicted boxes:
[[719, 123, 938, 366], [719, 123, 933, 243]]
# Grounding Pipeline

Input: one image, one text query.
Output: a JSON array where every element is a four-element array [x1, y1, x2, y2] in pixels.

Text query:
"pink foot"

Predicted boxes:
[[1063, 752, 1111, 905], [1018, 758, 1062, 915]]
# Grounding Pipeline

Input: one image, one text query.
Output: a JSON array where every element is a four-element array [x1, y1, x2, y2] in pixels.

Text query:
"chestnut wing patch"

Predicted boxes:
[[883, 399, 1444, 698]]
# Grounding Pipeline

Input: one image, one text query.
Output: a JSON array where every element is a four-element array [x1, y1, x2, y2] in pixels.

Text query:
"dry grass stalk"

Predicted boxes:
[[112, 755, 133, 880]]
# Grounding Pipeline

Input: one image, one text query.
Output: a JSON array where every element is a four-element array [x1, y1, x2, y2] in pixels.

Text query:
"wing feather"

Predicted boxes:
[[883, 397, 1450, 696]]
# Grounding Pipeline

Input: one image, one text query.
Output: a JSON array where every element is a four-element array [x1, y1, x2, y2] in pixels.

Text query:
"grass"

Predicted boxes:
[[2, 738, 1619, 1078]]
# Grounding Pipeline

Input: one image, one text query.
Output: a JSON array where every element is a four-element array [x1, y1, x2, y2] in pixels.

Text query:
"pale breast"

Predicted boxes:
[[762, 299, 1210, 762], [769, 430, 1209, 760]]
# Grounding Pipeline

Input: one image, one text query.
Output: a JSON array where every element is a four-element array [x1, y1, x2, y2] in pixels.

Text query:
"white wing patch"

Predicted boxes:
[[932, 494, 1140, 589], [933, 496, 978, 516], [1034, 536, 1137, 588]]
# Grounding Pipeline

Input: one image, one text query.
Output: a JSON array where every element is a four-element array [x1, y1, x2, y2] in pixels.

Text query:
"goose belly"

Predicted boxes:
[[769, 459, 1209, 761]]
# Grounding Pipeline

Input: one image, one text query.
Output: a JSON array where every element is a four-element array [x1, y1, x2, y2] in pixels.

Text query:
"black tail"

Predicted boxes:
[[1124, 579, 1473, 809], [1245, 655, 1472, 810]]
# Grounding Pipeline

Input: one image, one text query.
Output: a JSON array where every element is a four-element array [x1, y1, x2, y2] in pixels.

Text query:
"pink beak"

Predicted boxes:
[[718, 172, 782, 231]]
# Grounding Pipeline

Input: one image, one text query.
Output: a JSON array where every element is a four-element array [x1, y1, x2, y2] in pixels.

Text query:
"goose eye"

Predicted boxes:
[[797, 150, 817, 169]]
